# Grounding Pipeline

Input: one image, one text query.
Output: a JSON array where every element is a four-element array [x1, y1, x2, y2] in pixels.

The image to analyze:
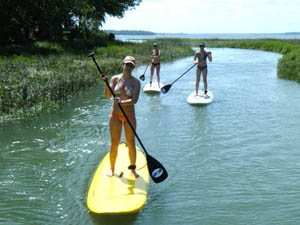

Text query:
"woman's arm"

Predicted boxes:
[[99, 74, 116, 99], [193, 52, 198, 64], [207, 51, 212, 62]]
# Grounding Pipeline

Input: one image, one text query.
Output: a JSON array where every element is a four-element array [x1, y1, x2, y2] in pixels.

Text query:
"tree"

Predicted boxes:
[[0, 0, 141, 45]]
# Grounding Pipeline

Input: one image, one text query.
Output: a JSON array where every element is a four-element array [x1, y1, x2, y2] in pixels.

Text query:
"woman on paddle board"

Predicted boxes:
[[150, 43, 161, 87], [99, 56, 141, 178], [193, 42, 212, 96]]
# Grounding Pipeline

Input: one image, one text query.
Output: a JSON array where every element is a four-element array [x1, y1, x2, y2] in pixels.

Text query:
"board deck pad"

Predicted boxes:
[[143, 82, 164, 94], [187, 90, 213, 105], [87, 143, 149, 214]]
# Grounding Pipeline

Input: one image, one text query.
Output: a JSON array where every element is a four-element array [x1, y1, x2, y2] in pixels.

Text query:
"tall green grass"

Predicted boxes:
[[0, 39, 193, 121], [2, 38, 299, 121]]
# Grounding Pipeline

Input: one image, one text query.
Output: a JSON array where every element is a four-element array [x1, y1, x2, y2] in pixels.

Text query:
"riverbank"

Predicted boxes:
[[1, 38, 300, 121], [0, 39, 193, 121], [188, 39, 300, 82]]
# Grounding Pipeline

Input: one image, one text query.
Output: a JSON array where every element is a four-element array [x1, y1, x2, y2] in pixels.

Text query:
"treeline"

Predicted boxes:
[[0, 0, 141, 45], [105, 30, 156, 35]]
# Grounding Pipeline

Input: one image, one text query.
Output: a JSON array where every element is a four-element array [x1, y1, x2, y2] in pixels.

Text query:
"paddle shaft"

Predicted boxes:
[[143, 64, 149, 74], [139, 64, 149, 81], [89, 54, 150, 156], [170, 63, 196, 85]]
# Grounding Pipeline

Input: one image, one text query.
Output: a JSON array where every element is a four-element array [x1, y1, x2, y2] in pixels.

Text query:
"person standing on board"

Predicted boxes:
[[99, 56, 140, 179], [150, 43, 161, 87], [193, 42, 212, 96]]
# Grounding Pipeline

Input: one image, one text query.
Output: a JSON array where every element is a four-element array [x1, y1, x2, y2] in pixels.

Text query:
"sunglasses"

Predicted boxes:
[[125, 63, 134, 68]]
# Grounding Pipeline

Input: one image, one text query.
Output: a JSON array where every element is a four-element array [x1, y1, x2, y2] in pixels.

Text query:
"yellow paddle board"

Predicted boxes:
[[87, 143, 149, 214]]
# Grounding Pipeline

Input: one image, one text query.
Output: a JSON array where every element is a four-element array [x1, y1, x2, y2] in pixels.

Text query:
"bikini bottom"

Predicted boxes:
[[111, 113, 134, 123], [152, 63, 160, 67], [197, 65, 207, 71]]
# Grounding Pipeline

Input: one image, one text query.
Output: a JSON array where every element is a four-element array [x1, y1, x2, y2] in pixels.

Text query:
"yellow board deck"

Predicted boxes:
[[87, 143, 149, 214]]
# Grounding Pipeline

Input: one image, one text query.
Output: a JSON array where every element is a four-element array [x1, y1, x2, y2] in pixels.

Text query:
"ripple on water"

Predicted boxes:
[[2, 48, 300, 225]]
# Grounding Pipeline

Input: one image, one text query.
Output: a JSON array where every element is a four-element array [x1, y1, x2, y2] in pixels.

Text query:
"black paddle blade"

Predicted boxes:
[[139, 74, 145, 81], [88, 52, 95, 57], [146, 153, 168, 183], [161, 84, 172, 94]]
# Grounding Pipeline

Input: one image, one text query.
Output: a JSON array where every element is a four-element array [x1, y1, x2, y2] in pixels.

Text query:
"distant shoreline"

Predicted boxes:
[[284, 32, 300, 35], [104, 30, 156, 35], [105, 30, 300, 36]]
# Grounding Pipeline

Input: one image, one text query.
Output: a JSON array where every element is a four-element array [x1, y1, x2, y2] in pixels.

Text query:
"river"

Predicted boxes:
[[1, 48, 300, 225]]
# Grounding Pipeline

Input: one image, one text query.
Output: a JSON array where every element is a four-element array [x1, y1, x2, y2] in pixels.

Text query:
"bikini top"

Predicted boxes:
[[152, 49, 160, 56], [197, 52, 207, 62], [113, 81, 134, 97]]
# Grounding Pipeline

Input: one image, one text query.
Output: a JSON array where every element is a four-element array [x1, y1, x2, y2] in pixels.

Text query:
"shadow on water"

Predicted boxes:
[[188, 104, 209, 108], [89, 212, 138, 225]]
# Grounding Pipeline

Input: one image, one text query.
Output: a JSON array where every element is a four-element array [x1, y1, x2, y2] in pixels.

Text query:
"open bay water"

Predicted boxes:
[[1, 48, 300, 225], [116, 33, 300, 41]]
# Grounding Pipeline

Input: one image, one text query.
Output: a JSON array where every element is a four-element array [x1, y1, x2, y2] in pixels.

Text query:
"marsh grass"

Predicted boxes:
[[0, 39, 193, 121], [2, 37, 299, 121]]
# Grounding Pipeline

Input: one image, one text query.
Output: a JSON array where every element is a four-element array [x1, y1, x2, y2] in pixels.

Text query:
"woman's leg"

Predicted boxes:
[[156, 64, 160, 87], [124, 117, 139, 178], [150, 64, 154, 86], [203, 69, 208, 94], [195, 68, 201, 96], [108, 115, 122, 176]]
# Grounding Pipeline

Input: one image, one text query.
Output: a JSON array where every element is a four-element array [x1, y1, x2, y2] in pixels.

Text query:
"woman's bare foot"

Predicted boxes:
[[107, 170, 114, 177], [131, 170, 139, 179]]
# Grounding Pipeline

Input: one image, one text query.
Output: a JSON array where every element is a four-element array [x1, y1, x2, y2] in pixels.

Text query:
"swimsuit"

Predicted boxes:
[[151, 62, 160, 66], [197, 52, 207, 62], [197, 65, 207, 71], [111, 78, 135, 123], [113, 82, 134, 97], [197, 52, 208, 71], [110, 113, 135, 123], [151, 49, 160, 67]]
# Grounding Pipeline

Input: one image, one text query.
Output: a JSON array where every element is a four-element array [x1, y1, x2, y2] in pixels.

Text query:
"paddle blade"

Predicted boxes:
[[146, 153, 168, 183], [139, 74, 145, 81], [161, 84, 172, 94]]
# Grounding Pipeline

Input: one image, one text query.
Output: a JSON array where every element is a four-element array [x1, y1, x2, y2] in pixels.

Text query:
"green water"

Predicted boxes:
[[1, 48, 300, 225]]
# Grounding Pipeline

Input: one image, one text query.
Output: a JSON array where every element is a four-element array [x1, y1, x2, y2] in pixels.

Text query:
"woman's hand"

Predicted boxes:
[[114, 97, 121, 104], [99, 73, 107, 82]]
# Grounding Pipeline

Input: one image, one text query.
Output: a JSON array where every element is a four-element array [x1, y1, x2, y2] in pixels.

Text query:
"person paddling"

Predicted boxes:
[[193, 42, 212, 96], [150, 43, 161, 87], [99, 56, 141, 179]]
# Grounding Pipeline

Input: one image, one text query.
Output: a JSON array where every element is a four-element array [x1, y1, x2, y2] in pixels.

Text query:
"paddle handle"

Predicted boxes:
[[88, 53, 150, 156]]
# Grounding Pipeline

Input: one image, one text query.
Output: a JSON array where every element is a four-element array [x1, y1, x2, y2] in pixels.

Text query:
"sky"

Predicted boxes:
[[101, 0, 300, 34]]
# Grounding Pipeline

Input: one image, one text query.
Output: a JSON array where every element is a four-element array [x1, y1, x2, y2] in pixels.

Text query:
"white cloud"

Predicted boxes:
[[102, 0, 300, 33]]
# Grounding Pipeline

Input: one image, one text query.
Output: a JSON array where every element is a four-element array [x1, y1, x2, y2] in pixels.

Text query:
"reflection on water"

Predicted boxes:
[[1, 48, 300, 225]]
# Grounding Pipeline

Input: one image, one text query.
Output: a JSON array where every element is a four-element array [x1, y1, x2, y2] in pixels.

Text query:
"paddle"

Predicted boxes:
[[88, 52, 168, 183], [161, 63, 196, 94], [139, 64, 149, 81]]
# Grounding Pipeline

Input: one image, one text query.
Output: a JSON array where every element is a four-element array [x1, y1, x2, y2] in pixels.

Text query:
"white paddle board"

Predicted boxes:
[[143, 82, 164, 94], [187, 90, 213, 105]]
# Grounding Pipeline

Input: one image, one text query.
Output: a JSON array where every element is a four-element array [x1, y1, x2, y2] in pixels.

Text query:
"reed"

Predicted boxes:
[[0, 39, 193, 121], [2, 38, 299, 121]]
